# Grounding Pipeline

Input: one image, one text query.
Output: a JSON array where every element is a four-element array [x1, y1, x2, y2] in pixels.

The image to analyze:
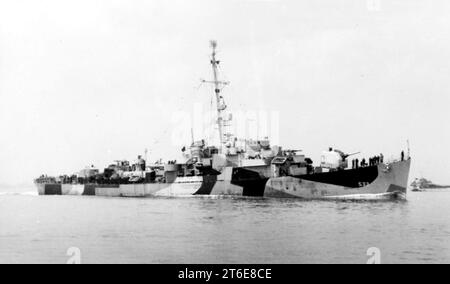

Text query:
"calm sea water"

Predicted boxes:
[[1, 188, 449, 264]]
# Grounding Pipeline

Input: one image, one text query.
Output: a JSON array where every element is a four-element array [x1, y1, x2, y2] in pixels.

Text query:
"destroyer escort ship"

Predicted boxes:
[[35, 41, 411, 200]]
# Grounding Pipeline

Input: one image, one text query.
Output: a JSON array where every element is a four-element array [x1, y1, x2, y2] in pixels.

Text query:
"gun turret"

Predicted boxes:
[[321, 149, 359, 170]]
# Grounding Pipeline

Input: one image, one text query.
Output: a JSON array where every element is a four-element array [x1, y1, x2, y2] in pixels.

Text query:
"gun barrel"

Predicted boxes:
[[346, 152, 361, 157]]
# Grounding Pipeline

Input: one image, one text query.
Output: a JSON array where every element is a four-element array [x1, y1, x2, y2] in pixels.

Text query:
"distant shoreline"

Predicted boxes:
[[423, 186, 450, 189]]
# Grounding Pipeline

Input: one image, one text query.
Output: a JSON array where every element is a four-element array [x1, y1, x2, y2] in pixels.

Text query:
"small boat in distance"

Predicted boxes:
[[410, 178, 450, 192]]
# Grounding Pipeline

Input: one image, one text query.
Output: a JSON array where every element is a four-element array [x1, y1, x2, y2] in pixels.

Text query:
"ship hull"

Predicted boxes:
[[35, 180, 241, 197], [35, 167, 244, 197], [264, 159, 411, 200], [35, 159, 411, 200]]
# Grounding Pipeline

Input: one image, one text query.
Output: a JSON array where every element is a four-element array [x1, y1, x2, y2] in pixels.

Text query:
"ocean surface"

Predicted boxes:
[[1, 187, 450, 264]]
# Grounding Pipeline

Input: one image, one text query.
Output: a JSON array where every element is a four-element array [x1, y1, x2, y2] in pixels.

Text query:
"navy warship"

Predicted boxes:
[[35, 41, 411, 200]]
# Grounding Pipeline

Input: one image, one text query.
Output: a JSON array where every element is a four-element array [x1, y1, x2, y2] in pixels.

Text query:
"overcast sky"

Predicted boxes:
[[1, 0, 450, 186]]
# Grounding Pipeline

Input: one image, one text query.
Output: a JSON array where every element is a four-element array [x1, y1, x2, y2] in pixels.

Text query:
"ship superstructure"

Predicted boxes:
[[35, 41, 411, 200]]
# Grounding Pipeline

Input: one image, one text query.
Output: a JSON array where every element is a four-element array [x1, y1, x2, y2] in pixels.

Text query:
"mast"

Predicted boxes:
[[203, 40, 229, 153]]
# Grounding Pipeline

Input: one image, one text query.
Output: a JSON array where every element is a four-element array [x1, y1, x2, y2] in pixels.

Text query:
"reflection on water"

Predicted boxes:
[[0, 190, 449, 263]]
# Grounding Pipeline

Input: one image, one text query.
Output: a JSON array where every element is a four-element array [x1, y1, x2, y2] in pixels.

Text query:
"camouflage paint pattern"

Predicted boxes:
[[36, 159, 411, 200]]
